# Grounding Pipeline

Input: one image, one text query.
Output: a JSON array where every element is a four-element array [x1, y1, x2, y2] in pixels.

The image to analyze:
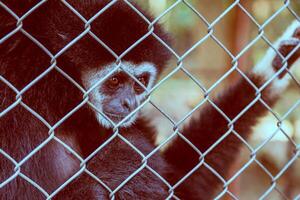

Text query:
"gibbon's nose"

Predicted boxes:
[[121, 98, 137, 112]]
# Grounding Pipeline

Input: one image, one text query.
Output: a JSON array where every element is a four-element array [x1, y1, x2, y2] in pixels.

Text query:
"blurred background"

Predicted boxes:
[[135, 0, 300, 199]]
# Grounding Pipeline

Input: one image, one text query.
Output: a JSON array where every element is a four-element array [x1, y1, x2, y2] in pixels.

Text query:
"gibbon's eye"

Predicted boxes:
[[134, 76, 149, 93], [108, 76, 120, 88], [138, 77, 147, 86]]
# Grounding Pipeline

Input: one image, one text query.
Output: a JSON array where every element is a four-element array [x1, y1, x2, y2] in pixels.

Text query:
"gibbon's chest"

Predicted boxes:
[[84, 133, 171, 199]]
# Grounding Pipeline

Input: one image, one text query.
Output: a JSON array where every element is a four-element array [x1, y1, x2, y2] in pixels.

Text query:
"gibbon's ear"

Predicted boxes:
[[272, 27, 300, 78]]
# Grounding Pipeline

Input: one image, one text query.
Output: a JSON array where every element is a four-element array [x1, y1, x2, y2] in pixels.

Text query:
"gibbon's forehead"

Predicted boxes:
[[82, 62, 157, 90], [66, 1, 171, 72]]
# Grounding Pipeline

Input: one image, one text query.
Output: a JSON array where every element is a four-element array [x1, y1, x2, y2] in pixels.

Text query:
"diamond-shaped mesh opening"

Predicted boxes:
[[173, 163, 225, 199], [0, 33, 51, 90], [0, 105, 49, 160], [21, 140, 81, 193], [87, 137, 144, 189], [276, 157, 300, 199], [21, 1, 86, 54], [152, 1, 209, 55], [213, 6, 259, 55], [236, 161, 277, 199], [255, 129, 296, 172], [150, 70, 204, 121], [21, 70, 84, 125]]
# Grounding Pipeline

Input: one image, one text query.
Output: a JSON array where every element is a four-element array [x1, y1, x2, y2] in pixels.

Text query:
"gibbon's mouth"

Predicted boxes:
[[104, 112, 133, 122]]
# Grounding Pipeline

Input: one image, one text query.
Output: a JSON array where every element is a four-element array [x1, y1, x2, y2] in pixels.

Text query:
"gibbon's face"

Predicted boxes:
[[82, 62, 157, 128]]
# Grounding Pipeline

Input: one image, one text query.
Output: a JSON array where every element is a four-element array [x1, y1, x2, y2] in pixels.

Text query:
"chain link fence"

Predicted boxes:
[[0, 0, 300, 199]]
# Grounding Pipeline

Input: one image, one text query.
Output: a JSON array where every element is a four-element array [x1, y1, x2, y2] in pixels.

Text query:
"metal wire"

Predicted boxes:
[[0, 0, 299, 199]]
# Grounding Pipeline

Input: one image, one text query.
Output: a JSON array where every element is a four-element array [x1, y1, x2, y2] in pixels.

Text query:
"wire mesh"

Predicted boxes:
[[0, 0, 300, 199]]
